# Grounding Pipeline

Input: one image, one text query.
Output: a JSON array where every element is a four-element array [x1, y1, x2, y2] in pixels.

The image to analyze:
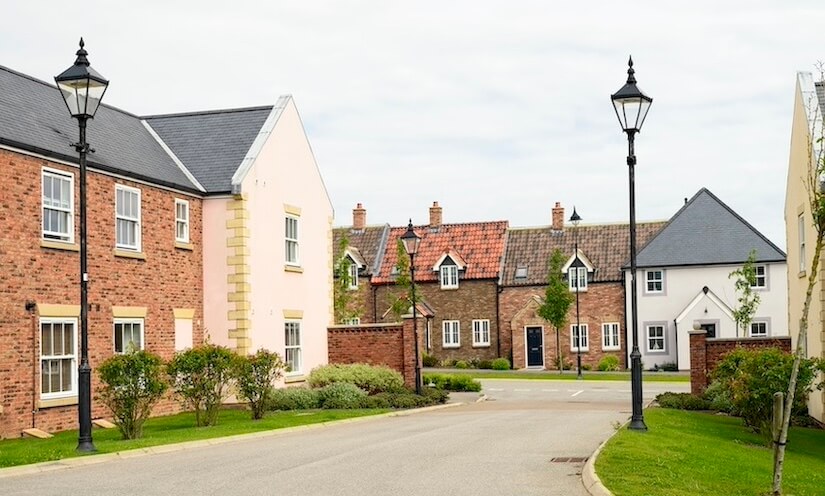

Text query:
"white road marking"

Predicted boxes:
[[487, 388, 505, 391], [515, 388, 531, 392], [541, 389, 559, 392], [571, 390, 584, 397]]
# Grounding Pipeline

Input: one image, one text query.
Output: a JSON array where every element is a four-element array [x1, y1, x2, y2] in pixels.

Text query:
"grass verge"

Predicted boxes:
[[0, 408, 387, 469], [595, 408, 825, 496], [438, 369, 689, 382]]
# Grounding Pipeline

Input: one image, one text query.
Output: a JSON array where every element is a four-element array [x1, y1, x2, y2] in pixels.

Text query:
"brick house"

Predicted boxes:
[[0, 65, 203, 438], [370, 203, 509, 363], [499, 202, 664, 370]]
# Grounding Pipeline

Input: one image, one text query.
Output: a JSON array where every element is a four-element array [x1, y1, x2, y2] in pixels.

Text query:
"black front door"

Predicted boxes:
[[700, 323, 716, 338], [526, 327, 544, 367]]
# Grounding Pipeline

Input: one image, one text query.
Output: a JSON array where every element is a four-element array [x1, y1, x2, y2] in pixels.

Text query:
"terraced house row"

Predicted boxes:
[[0, 63, 332, 438]]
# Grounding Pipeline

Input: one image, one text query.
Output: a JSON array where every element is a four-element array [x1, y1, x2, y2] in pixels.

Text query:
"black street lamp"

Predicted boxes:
[[400, 220, 422, 395], [569, 208, 583, 380], [55, 38, 109, 452], [611, 56, 652, 431]]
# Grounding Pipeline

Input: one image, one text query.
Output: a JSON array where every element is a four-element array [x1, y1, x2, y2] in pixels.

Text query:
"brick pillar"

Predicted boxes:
[[401, 315, 422, 389], [688, 330, 708, 396]]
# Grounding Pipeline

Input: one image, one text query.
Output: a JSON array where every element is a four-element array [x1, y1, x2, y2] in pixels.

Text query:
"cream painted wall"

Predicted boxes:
[[625, 262, 788, 371], [202, 197, 233, 348], [241, 98, 333, 378], [784, 73, 824, 423]]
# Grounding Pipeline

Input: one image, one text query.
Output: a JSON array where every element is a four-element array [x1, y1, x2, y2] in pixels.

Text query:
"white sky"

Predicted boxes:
[[4, 1, 824, 249]]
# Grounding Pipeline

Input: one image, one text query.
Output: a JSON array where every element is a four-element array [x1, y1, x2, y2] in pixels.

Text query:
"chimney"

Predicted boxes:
[[353, 203, 366, 230], [551, 202, 564, 230], [429, 201, 443, 229]]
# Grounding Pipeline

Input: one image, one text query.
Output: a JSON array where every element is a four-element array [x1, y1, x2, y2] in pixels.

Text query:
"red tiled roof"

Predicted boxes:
[[372, 221, 509, 284]]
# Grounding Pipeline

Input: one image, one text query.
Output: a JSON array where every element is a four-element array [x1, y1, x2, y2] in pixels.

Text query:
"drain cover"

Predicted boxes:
[[550, 457, 588, 463]]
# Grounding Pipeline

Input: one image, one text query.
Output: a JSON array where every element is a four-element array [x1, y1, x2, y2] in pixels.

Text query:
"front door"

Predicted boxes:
[[700, 323, 716, 338], [526, 327, 544, 367]]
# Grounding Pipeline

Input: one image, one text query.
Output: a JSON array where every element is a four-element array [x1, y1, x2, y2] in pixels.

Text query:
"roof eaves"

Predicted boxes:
[[141, 120, 206, 193], [230, 95, 290, 194]]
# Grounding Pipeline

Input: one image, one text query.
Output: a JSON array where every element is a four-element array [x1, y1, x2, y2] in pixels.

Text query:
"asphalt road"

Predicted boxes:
[[0, 380, 688, 496]]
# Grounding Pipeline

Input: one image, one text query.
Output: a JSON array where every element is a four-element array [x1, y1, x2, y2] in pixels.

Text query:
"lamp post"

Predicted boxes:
[[401, 220, 422, 394], [570, 208, 582, 380], [55, 38, 109, 452], [611, 56, 652, 431]]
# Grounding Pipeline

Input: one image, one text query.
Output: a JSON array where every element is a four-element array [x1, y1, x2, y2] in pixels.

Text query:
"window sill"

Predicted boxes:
[[114, 249, 146, 260], [569, 288, 588, 293], [440, 286, 459, 291], [571, 349, 590, 353], [646, 350, 668, 354], [284, 374, 305, 384], [472, 344, 491, 348], [798, 271, 807, 279], [284, 265, 304, 273], [41, 240, 79, 252], [175, 241, 194, 251], [38, 395, 78, 409], [602, 347, 621, 352], [442, 345, 460, 349], [644, 292, 664, 296]]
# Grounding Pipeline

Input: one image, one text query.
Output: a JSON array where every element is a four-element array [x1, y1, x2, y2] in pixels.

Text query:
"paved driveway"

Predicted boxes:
[[0, 380, 688, 496]]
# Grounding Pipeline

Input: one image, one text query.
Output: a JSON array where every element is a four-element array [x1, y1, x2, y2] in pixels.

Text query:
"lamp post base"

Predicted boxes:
[[628, 348, 647, 431]]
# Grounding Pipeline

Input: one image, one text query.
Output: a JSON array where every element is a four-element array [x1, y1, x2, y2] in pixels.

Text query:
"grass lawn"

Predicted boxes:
[[435, 369, 690, 382], [596, 408, 825, 496], [0, 408, 387, 469]]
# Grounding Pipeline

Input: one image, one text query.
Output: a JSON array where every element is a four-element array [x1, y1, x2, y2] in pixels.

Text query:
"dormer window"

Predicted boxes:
[[342, 246, 366, 290], [561, 249, 594, 293], [433, 250, 466, 290], [515, 266, 528, 280], [348, 262, 358, 290], [440, 264, 459, 289]]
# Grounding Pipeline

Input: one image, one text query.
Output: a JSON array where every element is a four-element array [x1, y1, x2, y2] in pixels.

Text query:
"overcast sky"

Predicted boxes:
[[3, 1, 823, 249]]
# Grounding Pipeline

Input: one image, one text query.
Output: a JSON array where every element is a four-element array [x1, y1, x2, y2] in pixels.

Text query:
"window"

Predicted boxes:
[[602, 323, 620, 350], [515, 266, 528, 280], [175, 199, 189, 243], [114, 319, 144, 353], [645, 270, 663, 293], [443, 320, 460, 348], [647, 325, 666, 352], [348, 262, 358, 290], [40, 319, 77, 398], [440, 265, 458, 289], [343, 317, 361, 325], [42, 169, 74, 242], [285, 321, 302, 374], [799, 213, 806, 273], [571, 324, 589, 351], [568, 266, 587, 291], [750, 321, 768, 338], [285, 216, 299, 265], [116, 185, 141, 251], [752, 265, 766, 289], [472, 320, 490, 347]]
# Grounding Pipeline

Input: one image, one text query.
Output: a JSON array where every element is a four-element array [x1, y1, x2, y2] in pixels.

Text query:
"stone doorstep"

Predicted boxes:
[[21, 428, 52, 439], [92, 419, 117, 429]]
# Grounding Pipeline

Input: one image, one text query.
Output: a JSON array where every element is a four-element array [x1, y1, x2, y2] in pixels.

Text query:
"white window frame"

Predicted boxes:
[[114, 318, 144, 354], [645, 270, 664, 294], [175, 199, 190, 243], [799, 213, 806, 273], [285, 215, 300, 266], [440, 265, 459, 289], [115, 184, 142, 251], [343, 317, 361, 325], [602, 322, 620, 351], [472, 319, 490, 347], [750, 321, 768, 338], [570, 323, 589, 352], [285, 320, 302, 375], [40, 318, 78, 400], [646, 325, 666, 353], [752, 264, 767, 289], [348, 262, 359, 290], [442, 320, 460, 348], [568, 266, 587, 292], [42, 168, 74, 243]]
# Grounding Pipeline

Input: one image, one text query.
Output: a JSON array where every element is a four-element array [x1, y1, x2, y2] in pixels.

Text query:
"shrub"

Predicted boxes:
[[581, 364, 592, 371], [711, 348, 820, 435], [655, 392, 711, 410], [468, 357, 480, 369], [477, 359, 493, 370], [441, 358, 458, 368], [167, 344, 239, 426], [455, 360, 469, 369], [234, 349, 285, 420], [659, 362, 679, 372], [598, 355, 620, 372], [491, 358, 510, 370], [268, 386, 320, 410], [423, 373, 482, 392], [317, 382, 368, 409], [703, 380, 734, 413], [422, 353, 438, 368], [421, 387, 449, 404], [307, 363, 405, 394], [97, 350, 168, 440]]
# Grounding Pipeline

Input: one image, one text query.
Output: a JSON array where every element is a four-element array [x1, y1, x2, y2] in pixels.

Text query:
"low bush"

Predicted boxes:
[[268, 386, 320, 410], [97, 350, 168, 440], [455, 360, 469, 369], [655, 392, 711, 410], [598, 355, 620, 372], [421, 387, 449, 404], [423, 373, 482, 392], [422, 353, 438, 368], [234, 349, 285, 420], [441, 358, 458, 368], [581, 364, 592, 371], [307, 363, 405, 394], [491, 358, 510, 370], [167, 344, 238, 427], [477, 359, 493, 370], [659, 362, 679, 372], [318, 382, 368, 409]]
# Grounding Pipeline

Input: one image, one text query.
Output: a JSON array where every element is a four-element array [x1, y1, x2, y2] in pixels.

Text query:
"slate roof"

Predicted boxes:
[[501, 221, 666, 286], [333, 225, 391, 276], [372, 221, 509, 284], [816, 81, 825, 115], [144, 106, 274, 193], [635, 188, 786, 268], [0, 65, 201, 192]]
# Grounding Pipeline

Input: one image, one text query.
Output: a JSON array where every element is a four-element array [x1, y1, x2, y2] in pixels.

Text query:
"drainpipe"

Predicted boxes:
[[26, 301, 37, 428], [673, 319, 679, 370], [496, 283, 502, 359], [372, 284, 378, 323], [621, 271, 629, 369]]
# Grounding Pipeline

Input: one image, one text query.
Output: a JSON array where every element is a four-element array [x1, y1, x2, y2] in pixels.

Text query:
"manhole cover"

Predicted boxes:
[[550, 457, 588, 463]]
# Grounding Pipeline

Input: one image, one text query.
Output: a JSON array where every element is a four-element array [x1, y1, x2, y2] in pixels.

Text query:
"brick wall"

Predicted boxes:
[[500, 282, 626, 370], [0, 148, 203, 438], [688, 330, 792, 395]]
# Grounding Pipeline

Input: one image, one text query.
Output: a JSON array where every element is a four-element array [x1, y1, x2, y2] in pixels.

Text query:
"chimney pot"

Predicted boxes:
[[353, 203, 366, 230], [552, 202, 564, 231]]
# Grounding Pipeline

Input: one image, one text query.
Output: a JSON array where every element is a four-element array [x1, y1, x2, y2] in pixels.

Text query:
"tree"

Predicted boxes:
[[773, 68, 825, 495], [333, 235, 363, 324], [729, 249, 761, 337], [388, 239, 414, 320], [537, 249, 575, 371]]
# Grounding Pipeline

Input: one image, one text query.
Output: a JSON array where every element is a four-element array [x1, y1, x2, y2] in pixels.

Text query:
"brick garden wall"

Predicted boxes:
[[688, 330, 792, 395], [0, 148, 203, 438]]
